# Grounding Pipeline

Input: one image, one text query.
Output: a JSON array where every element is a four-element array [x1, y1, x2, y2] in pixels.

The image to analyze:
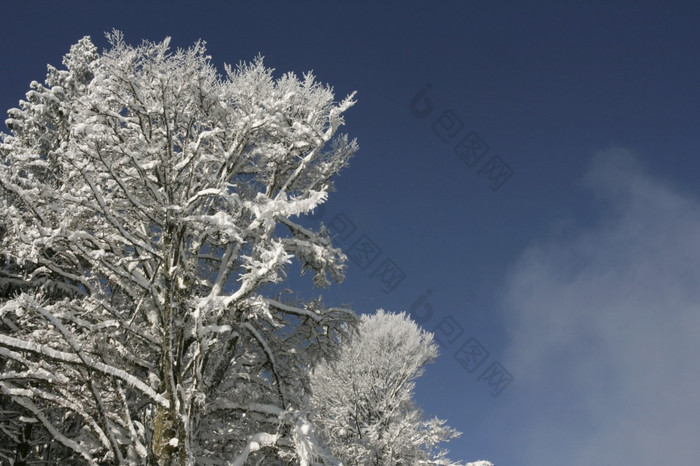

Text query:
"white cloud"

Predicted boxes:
[[499, 147, 700, 465]]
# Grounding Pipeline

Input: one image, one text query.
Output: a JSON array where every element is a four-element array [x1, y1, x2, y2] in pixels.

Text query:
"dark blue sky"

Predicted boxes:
[[3, 2, 700, 464]]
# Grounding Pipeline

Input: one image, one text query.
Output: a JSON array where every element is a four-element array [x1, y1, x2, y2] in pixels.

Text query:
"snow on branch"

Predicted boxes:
[[0, 334, 169, 408]]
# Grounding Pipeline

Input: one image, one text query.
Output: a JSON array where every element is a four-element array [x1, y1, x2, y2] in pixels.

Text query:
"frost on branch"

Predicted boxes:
[[0, 31, 357, 464], [310, 310, 489, 466]]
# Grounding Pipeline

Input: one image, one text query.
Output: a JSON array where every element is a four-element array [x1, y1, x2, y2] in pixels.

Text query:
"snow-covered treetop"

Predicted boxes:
[[0, 31, 358, 464]]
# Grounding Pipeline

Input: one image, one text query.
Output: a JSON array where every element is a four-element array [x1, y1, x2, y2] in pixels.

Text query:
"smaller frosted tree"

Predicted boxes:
[[310, 309, 471, 465]]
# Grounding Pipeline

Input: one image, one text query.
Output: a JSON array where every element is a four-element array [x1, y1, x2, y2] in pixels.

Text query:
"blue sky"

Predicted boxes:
[[2, 1, 700, 464]]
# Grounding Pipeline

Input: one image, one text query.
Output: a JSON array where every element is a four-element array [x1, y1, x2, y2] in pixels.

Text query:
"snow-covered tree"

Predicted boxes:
[[0, 31, 358, 465], [310, 310, 481, 466]]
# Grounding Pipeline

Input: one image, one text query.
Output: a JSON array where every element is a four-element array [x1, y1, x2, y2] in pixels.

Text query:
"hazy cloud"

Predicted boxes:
[[499, 147, 700, 465]]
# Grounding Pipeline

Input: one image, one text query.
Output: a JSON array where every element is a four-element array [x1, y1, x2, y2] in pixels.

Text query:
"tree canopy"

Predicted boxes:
[[0, 32, 357, 465], [0, 32, 492, 466], [310, 310, 462, 465]]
